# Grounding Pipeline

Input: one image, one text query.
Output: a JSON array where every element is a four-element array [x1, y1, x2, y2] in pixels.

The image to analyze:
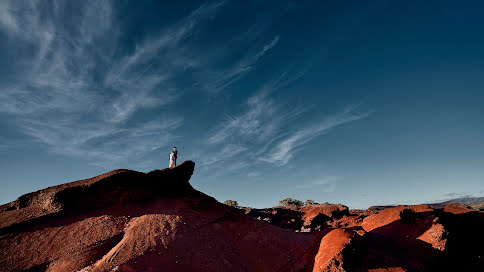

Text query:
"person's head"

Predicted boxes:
[[173, 146, 177, 150]]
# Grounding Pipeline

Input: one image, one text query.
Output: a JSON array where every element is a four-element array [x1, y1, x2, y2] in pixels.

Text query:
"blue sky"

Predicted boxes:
[[0, 0, 483, 209]]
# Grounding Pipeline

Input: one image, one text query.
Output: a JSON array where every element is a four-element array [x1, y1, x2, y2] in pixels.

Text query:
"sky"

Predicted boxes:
[[0, 0, 483, 209]]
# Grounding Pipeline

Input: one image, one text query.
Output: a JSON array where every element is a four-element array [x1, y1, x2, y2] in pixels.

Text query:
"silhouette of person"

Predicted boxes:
[[169, 150, 175, 168], [169, 146, 178, 168], [173, 146, 178, 165]]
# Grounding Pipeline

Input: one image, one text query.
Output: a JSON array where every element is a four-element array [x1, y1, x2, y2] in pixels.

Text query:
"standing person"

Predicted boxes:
[[173, 146, 178, 165], [169, 150, 176, 168]]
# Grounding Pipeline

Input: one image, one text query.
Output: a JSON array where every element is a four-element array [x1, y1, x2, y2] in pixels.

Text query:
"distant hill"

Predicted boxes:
[[368, 197, 484, 211], [468, 200, 484, 211], [429, 196, 484, 209], [443, 196, 484, 204]]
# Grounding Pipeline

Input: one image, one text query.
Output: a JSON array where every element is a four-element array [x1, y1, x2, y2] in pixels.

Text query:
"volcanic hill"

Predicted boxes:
[[0, 161, 482, 272]]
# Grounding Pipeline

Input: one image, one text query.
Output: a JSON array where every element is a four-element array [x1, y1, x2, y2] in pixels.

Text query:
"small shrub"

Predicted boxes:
[[400, 208, 416, 224], [305, 200, 317, 205], [309, 213, 331, 231], [223, 200, 238, 207], [279, 198, 303, 207]]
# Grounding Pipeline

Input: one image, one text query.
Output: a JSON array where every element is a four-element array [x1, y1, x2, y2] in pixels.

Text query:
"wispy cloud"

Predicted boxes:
[[207, 94, 277, 145], [207, 69, 310, 146], [0, 0, 287, 169], [197, 92, 306, 175], [0, 1, 210, 167], [211, 35, 281, 93], [104, 0, 227, 121], [195, 34, 281, 94], [0, 0, 367, 174], [261, 106, 369, 166], [17, 117, 183, 167], [200, 144, 247, 166], [200, 66, 369, 174], [290, 176, 342, 191], [0, 0, 112, 118], [247, 171, 262, 178]]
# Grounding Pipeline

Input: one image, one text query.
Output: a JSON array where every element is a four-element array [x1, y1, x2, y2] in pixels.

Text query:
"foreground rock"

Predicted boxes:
[[312, 228, 362, 272], [247, 203, 483, 271], [0, 161, 322, 272]]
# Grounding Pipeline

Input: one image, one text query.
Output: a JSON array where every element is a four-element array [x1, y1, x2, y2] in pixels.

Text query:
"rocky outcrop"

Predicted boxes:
[[243, 207, 304, 231], [0, 161, 324, 272], [417, 218, 447, 251], [1, 162, 482, 271], [242, 201, 483, 271], [443, 203, 475, 214], [244, 204, 351, 232], [360, 204, 483, 271], [301, 204, 350, 230], [312, 228, 362, 272], [0, 161, 197, 231]]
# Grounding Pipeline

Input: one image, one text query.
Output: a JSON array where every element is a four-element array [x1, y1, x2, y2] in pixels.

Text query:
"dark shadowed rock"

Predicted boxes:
[[243, 207, 304, 231]]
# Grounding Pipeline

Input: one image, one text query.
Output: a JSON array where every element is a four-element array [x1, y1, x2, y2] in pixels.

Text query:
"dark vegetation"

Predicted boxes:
[[223, 200, 238, 207]]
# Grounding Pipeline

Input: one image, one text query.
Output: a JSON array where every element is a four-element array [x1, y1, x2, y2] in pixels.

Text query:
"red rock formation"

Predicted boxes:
[[312, 228, 361, 272], [243, 207, 304, 231], [300, 204, 349, 230], [443, 203, 475, 214], [1, 162, 482, 271], [359, 204, 483, 271], [361, 205, 408, 232], [0, 161, 323, 272], [417, 218, 447, 251]]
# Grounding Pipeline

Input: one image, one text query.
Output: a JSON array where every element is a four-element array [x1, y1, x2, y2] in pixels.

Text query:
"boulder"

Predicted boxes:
[[312, 228, 362, 272]]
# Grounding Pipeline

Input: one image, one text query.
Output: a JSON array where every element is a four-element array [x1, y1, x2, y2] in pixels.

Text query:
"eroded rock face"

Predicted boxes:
[[0, 161, 323, 272], [312, 228, 362, 272], [0, 161, 197, 231], [301, 204, 350, 229], [417, 218, 447, 251]]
